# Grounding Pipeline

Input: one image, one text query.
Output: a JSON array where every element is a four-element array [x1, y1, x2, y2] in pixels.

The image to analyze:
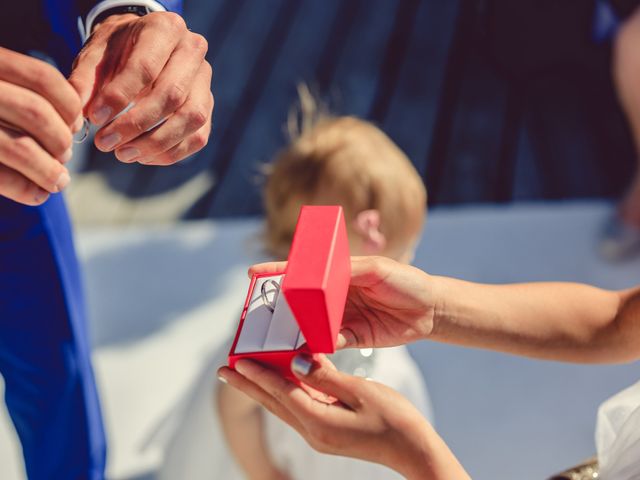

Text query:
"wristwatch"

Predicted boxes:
[[79, 0, 168, 43]]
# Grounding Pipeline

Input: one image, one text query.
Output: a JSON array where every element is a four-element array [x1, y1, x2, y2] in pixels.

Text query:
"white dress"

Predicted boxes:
[[155, 341, 433, 480], [596, 380, 640, 480]]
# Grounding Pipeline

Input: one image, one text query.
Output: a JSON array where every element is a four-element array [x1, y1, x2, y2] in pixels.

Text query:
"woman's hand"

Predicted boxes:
[[249, 256, 436, 349], [217, 355, 469, 480], [0, 47, 80, 205], [69, 12, 213, 165]]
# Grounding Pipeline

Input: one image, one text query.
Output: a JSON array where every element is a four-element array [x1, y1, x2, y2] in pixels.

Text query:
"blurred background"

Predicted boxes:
[[3, 1, 640, 480], [66, 0, 636, 225]]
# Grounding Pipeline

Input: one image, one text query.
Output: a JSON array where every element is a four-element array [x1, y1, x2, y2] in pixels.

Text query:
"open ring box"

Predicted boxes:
[[228, 205, 351, 381]]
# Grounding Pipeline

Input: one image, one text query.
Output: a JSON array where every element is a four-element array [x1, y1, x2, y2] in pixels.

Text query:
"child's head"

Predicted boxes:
[[264, 114, 427, 264]]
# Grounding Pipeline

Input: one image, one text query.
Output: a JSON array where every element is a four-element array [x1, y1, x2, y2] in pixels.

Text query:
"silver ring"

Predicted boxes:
[[260, 279, 280, 313], [73, 117, 90, 144]]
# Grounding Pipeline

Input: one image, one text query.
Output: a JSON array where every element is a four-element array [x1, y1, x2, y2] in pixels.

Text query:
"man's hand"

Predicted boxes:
[[69, 12, 213, 165], [249, 256, 437, 350], [0, 48, 80, 205]]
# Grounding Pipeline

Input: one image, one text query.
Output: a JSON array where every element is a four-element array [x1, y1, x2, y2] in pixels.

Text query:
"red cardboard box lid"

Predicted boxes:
[[281, 206, 351, 353]]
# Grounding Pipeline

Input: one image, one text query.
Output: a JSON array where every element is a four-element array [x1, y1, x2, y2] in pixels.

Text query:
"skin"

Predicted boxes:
[[0, 11, 213, 206], [219, 256, 640, 478], [68, 12, 214, 165], [0, 47, 81, 205], [614, 6, 640, 226], [218, 356, 469, 480]]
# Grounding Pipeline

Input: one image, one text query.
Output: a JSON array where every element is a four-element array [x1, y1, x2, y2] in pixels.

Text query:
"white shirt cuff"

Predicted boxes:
[[78, 0, 168, 43]]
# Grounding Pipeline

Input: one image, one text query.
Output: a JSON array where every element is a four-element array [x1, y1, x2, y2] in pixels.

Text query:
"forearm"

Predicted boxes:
[[394, 418, 470, 480], [217, 385, 281, 480], [430, 275, 640, 363]]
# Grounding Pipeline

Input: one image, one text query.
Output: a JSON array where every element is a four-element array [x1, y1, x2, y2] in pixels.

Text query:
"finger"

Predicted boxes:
[[68, 30, 110, 109], [229, 360, 358, 438], [87, 13, 186, 126], [0, 128, 70, 194], [248, 262, 288, 278], [134, 119, 211, 166], [0, 164, 49, 206], [336, 328, 360, 349], [0, 80, 73, 159], [98, 36, 209, 154], [217, 366, 305, 434], [349, 256, 393, 287], [291, 354, 363, 409], [0, 47, 81, 126]]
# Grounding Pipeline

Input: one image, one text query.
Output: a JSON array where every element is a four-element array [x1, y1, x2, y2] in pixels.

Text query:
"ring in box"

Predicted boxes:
[[228, 205, 351, 380]]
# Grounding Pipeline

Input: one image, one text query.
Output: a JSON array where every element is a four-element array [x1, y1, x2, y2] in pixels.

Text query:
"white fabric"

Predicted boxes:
[[596, 381, 640, 479]]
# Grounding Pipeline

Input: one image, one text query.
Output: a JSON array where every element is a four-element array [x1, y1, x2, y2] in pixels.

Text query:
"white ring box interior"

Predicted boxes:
[[234, 274, 307, 353]]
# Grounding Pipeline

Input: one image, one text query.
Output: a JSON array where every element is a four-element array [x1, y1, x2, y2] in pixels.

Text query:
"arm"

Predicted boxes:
[[217, 383, 290, 480], [430, 276, 640, 364], [250, 257, 640, 364]]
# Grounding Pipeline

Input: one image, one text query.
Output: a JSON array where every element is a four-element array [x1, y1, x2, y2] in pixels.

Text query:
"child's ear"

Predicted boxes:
[[353, 209, 387, 254]]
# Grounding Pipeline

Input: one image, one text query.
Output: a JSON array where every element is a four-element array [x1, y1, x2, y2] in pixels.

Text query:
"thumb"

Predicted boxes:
[[291, 354, 363, 409], [68, 40, 108, 111], [336, 328, 360, 349]]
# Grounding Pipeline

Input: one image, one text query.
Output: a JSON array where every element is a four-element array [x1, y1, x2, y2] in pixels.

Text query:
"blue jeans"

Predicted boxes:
[[0, 194, 106, 479]]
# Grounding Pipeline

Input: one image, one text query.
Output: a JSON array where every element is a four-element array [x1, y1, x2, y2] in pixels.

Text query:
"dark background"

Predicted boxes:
[[82, 0, 638, 218]]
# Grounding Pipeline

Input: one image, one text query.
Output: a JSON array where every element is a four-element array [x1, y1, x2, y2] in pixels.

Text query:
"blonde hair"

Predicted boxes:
[[264, 88, 427, 259]]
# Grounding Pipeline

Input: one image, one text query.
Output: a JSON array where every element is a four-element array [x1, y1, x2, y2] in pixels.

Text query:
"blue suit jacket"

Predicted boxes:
[[0, 0, 182, 74]]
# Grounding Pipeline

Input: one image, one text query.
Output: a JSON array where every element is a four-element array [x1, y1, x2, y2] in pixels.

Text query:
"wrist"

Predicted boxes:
[[392, 419, 469, 480], [92, 12, 139, 31]]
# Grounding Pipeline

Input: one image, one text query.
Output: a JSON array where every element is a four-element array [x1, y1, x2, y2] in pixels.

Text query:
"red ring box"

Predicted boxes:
[[228, 206, 351, 380]]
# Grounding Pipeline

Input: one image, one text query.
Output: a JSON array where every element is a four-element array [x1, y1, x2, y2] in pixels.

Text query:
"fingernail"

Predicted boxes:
[[55, 171, 71, 192], [291, 355, 313, 376], [116, 147, 140, 162], [59, 148, 73, 163], [217, 375, 228, 384], [72, 115, 83, 133], [336, 330, 356, 349], [98, 132, 121, 151], [93, 106, 112, 126], [137, 157, 154, 165], [34, 189, 49, 204]]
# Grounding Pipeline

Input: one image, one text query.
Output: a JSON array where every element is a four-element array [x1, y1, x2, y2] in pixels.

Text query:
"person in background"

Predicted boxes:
[[157, 91, 432, 480], [0, 1, 212, 478], [220, 254, 640, 480], [601, 1, 640, 258]]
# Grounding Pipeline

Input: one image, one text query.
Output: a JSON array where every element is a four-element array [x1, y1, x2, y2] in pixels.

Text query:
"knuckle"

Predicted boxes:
[[44, 165, 63, 189], [185, 107, 208, 130], [101, 85, 129, 108], [192, 130, 209, 150], [138, 58, 160, 86], [126, 114, 147, 135], [50, 129, 72, 156], [161, 12, 186, 31], [164, 83, 188, 111], [10, 136, 37, 161], [142, 135, 167, 154], [20, 96, 47, 125], [190, 34, 208, 55]]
